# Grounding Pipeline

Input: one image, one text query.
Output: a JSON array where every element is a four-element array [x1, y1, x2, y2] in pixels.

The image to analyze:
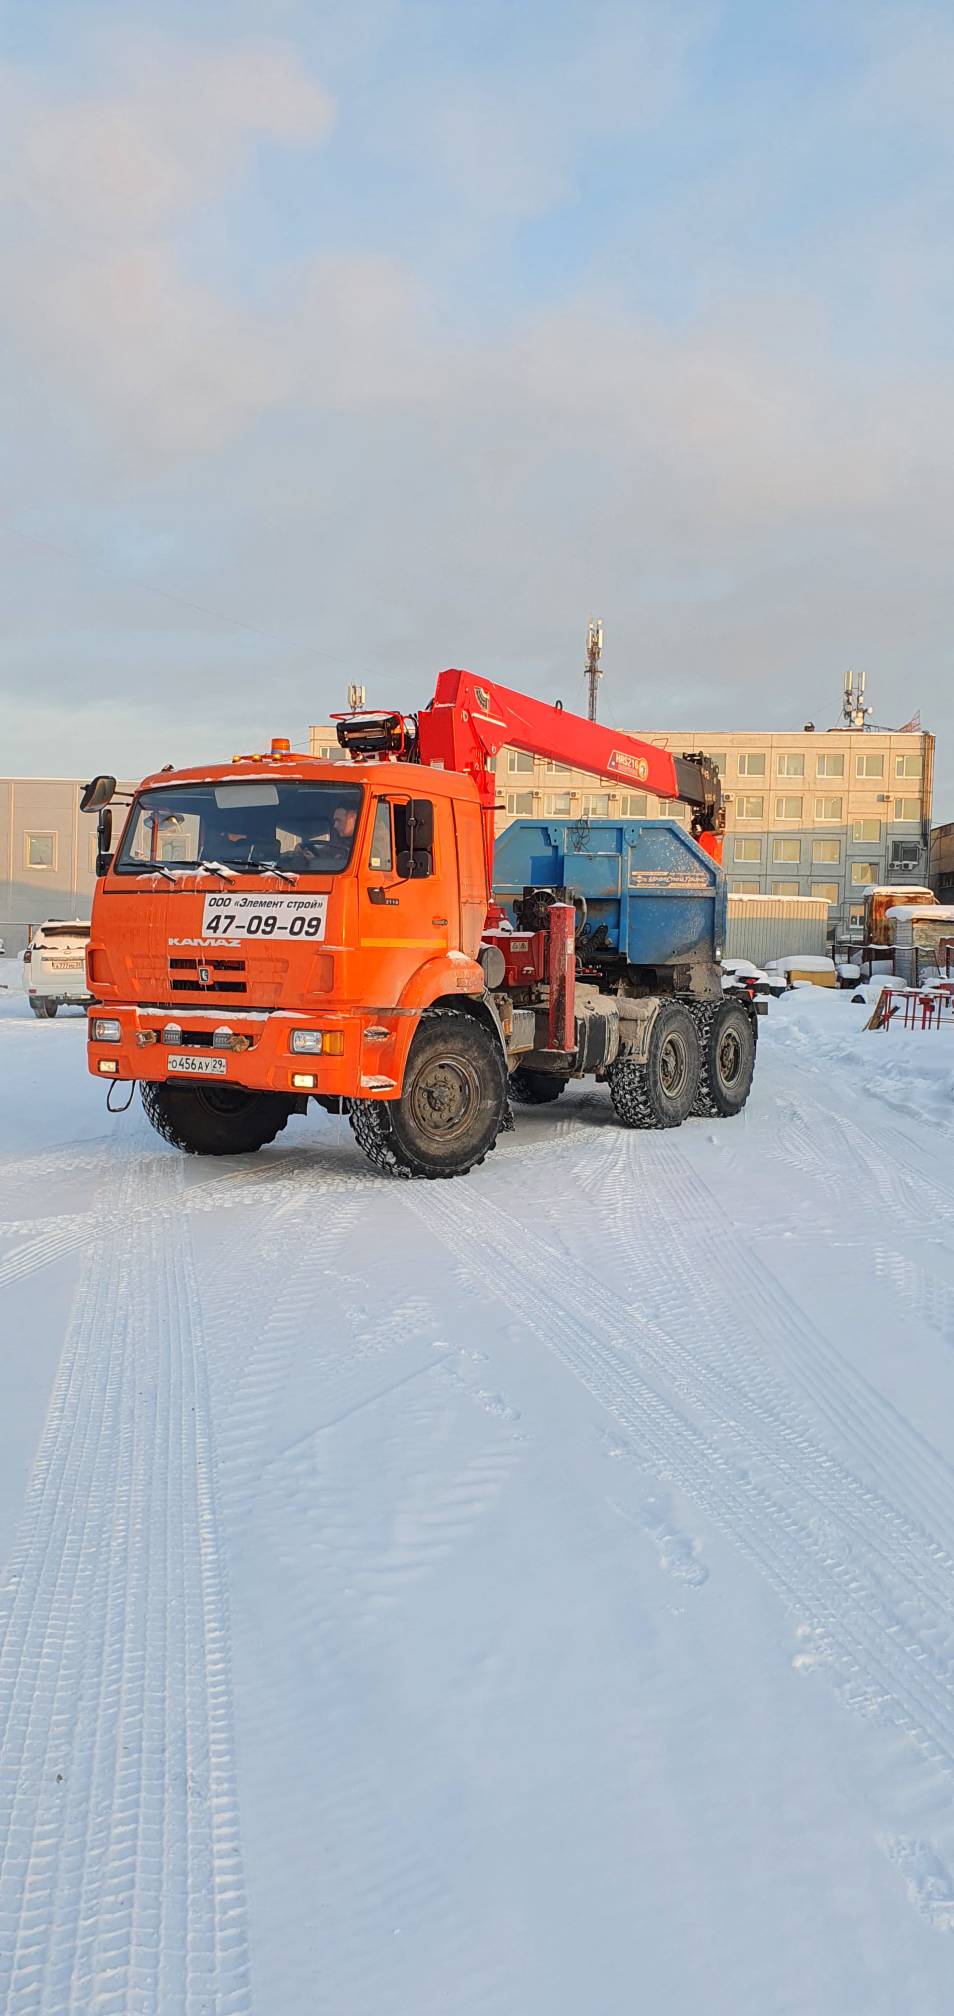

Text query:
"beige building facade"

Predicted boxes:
[[0, 778, 132, 956], [309, 721, 934, 938]]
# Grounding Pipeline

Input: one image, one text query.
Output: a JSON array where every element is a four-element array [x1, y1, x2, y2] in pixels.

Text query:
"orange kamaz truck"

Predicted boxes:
[[82, 669, 754, 1179]]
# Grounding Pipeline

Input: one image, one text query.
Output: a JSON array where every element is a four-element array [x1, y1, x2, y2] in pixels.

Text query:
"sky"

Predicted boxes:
[[2, 0, 953, 810]]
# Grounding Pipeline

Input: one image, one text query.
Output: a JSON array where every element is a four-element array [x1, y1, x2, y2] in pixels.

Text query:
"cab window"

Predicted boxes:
[[368, 799, 393, 872]]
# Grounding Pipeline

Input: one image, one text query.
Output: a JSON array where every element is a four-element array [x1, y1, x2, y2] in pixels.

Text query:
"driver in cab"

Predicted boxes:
[[283, 802, 358, 874]]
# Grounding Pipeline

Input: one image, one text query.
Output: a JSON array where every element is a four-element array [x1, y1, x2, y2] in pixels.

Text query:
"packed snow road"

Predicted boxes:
[[2, 962, 954, 2015]]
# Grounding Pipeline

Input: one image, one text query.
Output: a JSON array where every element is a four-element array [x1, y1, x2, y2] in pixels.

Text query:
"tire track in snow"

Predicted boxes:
[[0, 1158, 250, 2015], [407, 1170, 954, 1795]]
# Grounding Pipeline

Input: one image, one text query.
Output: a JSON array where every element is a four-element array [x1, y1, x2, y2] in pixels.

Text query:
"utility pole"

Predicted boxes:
[[585, 619, 603, 722]]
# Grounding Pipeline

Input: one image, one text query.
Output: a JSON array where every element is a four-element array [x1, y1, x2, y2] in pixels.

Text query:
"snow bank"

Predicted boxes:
[[765, 984, 954, 1126]]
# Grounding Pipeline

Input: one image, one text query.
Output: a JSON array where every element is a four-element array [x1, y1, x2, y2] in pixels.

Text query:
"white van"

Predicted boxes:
[[22, 920, 93, 1017]]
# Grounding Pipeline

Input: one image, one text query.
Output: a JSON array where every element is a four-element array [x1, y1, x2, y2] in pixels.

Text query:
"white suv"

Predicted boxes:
[[22, 920, 93, 1017]]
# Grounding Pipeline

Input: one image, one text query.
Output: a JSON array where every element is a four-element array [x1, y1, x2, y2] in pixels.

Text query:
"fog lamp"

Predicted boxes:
[[291, 1072, 318, 1090]]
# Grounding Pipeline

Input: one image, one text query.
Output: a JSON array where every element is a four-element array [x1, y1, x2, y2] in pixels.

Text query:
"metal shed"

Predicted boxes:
[[726, 895, 829, 967]]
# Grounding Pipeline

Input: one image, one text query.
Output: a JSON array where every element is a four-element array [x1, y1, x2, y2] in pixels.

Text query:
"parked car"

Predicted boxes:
[[22, 920, 93, 1017]]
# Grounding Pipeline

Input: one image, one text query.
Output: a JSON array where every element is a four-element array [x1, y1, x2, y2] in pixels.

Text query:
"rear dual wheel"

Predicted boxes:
[[609, 1002, 699, 1130], [691, 998, 757, 1119]]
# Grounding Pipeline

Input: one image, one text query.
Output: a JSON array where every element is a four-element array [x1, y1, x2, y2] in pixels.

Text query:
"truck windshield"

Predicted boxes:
[[114, 781, 364, 877]]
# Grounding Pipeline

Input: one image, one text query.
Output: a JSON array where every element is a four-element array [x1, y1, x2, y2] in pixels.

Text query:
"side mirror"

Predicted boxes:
[[81, 774, 116, 812], [95, 806, 113, 876], [406, 799, 434, 877]]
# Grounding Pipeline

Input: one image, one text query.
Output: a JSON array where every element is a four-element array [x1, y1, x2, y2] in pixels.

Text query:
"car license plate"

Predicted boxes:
[[166, 1053, 227, 1076], [201, 892, 328, 941], [50, 959, 82, 970]]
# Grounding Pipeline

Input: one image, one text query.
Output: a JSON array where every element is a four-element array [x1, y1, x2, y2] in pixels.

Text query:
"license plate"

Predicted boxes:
[[166, 1053, 227, 1076], [201, 893, 328, 942], [50, 959, 82, 970]]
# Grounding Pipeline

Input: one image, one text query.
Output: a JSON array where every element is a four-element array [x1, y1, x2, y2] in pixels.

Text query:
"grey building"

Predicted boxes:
[[0, 778, 132, 956]]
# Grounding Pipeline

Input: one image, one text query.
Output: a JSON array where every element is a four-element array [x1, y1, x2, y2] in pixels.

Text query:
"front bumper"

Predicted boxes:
[[86, 1004, 402, 1100]]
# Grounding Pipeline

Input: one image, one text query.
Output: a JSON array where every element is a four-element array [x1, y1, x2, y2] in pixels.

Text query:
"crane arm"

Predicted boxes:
[[335, 666, 724, 874], [415, 669, 723, 854]]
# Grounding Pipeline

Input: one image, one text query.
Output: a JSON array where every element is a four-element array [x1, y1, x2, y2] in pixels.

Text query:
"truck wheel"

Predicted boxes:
[[31, 999, 57, 1018], [349, 1008, 507, 1179], [609, 1002, 700, 1130], [509, 1067, 566, 1106], [693, 998, 756, 1118], [140, 1081, 294, 1155]]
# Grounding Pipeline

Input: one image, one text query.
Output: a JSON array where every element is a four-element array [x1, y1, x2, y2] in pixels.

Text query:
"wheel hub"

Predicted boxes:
[[409, 1056, 480, 1140], [718, 1029, 743, 1086], [659, 1032, 689, 1098]]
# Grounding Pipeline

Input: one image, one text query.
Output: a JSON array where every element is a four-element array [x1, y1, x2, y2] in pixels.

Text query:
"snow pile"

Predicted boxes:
[[766, 984, 954, 1126]]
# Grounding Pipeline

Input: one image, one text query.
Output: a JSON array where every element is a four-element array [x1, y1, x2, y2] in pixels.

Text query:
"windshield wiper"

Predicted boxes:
[[216, 857, 298, 884], [197, 859, 236, 881]]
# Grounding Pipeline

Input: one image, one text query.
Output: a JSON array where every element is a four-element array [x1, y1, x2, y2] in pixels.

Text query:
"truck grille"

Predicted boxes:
[[169, 957, 247, 996]]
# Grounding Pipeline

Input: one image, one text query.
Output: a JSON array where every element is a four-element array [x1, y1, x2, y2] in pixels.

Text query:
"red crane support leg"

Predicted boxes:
[[547, 904, 576, 1053]]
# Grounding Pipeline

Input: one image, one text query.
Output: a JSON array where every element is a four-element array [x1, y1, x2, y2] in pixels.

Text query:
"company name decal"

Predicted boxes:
[[607, 750, 650, 781]]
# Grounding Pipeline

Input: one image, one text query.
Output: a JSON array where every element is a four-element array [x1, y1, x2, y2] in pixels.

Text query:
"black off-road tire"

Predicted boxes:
[[31, 999, 57, 1018], [349, 1008, 507, 1179], [509, 1067, 567, 1106], [608, 1001, 700, 1130], [690, 997, 756, 1118], [141, 1080, 294, 1155]]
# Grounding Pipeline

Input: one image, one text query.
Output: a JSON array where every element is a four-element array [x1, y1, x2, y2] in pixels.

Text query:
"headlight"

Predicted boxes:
[[91, 1017, 121, 1042], [289, 1029, 345, 1055], [290, 1029, 324, 1053]]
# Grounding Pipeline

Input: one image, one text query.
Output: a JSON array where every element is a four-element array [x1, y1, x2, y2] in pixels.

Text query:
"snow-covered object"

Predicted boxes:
[[835, 962, 861, 983], [765, 954, 837, 976], [886, 905, 954, 925]]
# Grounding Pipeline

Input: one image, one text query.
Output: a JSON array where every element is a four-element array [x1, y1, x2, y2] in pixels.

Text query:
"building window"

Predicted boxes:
[[812, 883, 839, 906], [815, 796, 843, 822], [314, 741, 342, 763], [891, 839, 922, 869], [849, 905, 865, 926], [543, 760, 571, 776], [851, 818, 881, 842], [850, 860, 879, 885], [772, 880, 800, 896], [734, 838, 761, 862], [731, 880, 760, 894], [777, 753, 804, 778], [816, 752, 844, 778], [582, 794, 610, 817], [895, 754, 922, 779], [737, 795, 764, 820], [856, 752, 884, 779], [737, 752, 765, 776], [706, 754, 727, 775], [812, 839, 840, 863], [893, 798, 921, 822], [505, 792, 534, 815], [775, 796, 803, 820], [507, 750, 534, 775], [25, 832, 57, 870], [620, 793, 648, 816], [772, 837, 801, 863], [545, 793, 572, 815]]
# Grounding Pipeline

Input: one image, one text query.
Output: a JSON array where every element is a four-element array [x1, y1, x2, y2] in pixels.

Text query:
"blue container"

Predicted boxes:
[[492, 819, 727, 967]]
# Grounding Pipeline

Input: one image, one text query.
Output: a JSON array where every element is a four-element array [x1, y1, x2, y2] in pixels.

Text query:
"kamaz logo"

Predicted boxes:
[[198, 966, 211, 986], [608, 750, 649, 781], [473, 685, 491, 711]]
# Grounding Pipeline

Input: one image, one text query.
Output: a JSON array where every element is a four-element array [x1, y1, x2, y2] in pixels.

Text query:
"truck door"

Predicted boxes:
[[357, 793, 449, 992]]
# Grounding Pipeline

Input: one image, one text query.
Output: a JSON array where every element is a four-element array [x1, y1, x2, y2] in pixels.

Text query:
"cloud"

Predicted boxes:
[[0, 33, 334, 459]]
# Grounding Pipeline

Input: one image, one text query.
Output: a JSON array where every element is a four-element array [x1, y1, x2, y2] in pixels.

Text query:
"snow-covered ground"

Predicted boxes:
[[2, 957, 954, 2014]]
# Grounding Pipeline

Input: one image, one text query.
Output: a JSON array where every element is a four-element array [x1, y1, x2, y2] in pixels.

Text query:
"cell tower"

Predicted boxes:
[[585, 619, 604, 722], [842, 670, 871, 731]]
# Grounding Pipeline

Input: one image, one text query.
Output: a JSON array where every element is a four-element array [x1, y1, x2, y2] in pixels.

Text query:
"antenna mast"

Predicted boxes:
[[842, 669, 871, 731], [585, 619, 604, 722]]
